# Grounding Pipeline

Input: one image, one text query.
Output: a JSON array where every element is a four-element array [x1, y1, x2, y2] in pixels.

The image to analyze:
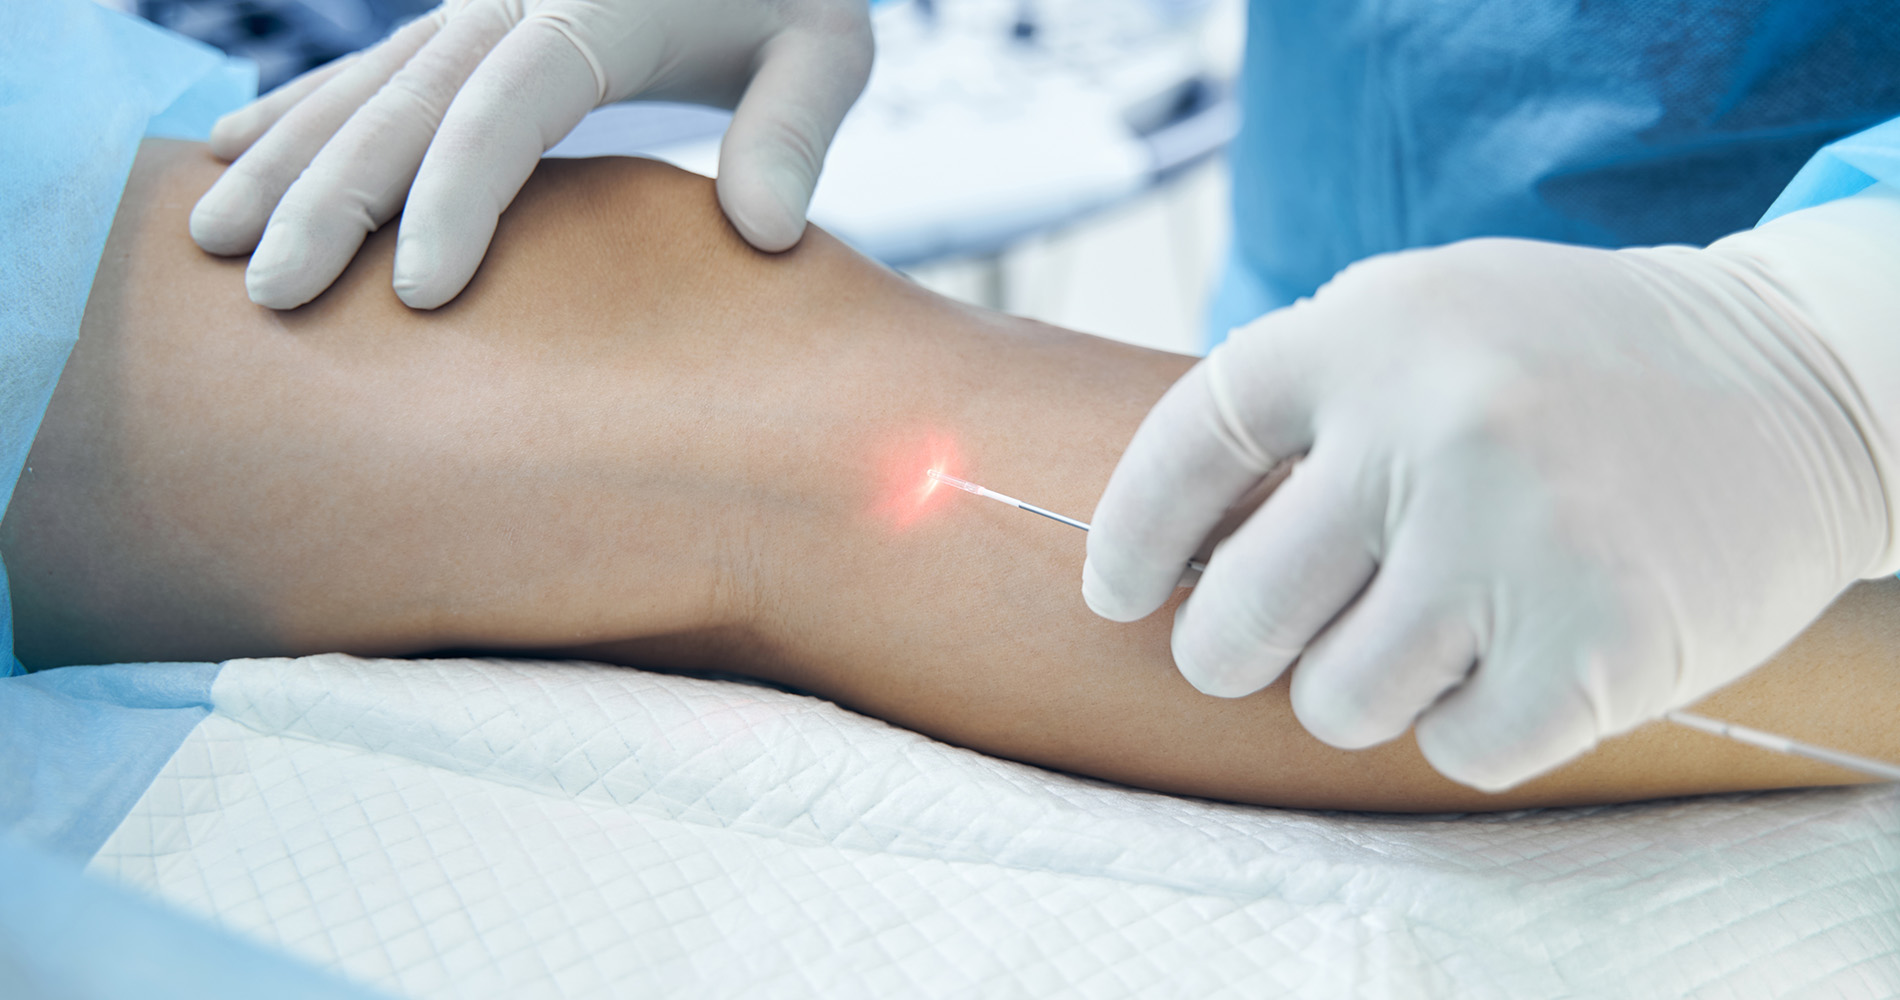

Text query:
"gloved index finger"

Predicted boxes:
[[1083, 340, 1318, 623], [190, 13, 444, 257], [244, 0, 521, 309], [392, 9, 605, 309], [718, 22, 874, 252], [208, 53, 360, 161]]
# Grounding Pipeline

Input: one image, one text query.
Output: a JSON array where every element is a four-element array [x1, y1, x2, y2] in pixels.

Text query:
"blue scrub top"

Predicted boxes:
[[1210, 0, 1900, 341]]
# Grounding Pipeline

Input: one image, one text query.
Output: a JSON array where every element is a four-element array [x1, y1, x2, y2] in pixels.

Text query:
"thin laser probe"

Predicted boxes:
[[926, 469, 1209, 572], [926, 471, 1897, 783], [1666, 710, 1900, 782]]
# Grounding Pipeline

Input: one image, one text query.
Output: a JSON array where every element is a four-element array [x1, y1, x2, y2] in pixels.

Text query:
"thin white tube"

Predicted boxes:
[[1667, 710, 1900, 782], [927, 470, 1205, 571]]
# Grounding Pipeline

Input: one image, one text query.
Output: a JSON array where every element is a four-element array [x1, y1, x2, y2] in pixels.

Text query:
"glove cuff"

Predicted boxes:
[[1710, 184, 1900, 577]]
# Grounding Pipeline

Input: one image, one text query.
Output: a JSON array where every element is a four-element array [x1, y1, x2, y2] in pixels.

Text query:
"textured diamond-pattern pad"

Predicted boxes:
[[89, 655, 1900, 997]]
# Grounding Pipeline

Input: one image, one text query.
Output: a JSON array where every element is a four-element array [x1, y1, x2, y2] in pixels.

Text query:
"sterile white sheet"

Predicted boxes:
[[89, 655, 1900, 998]]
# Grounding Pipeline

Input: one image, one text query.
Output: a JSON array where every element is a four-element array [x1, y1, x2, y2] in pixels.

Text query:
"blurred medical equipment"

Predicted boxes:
[[188, 0, 876, 309], [1086, 183, 1900, 794], [929, 468, 1205, 574], [1667, 712, 1900, 783], [547, 0, 1240, 267], [138, 0, 433, 91]]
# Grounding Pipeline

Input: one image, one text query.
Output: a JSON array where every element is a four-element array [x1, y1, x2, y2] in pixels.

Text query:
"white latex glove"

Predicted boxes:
[[189, 0, 872, 310], [1083, 185, 1900, 791]]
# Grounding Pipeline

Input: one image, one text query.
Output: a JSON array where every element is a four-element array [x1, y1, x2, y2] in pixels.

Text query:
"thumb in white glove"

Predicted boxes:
[[1082, 184, 1900, 792], [189, 0, 873, 310]]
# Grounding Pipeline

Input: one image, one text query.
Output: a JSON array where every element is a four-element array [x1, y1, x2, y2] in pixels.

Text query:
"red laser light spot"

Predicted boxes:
[[869, 427, 965, 531]]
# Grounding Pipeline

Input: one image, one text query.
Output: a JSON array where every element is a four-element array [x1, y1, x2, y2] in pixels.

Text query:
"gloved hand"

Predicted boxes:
[[189, 0, 873, 310], [1082, 185, 1900, 791]]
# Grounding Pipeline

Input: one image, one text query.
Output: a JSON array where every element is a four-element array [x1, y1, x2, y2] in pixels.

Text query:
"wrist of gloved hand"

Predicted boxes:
[[1697, 182, 1900, 576]]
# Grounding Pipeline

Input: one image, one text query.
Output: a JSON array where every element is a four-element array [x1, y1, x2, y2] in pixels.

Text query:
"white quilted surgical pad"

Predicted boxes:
[[89, 655, 1900, 997]]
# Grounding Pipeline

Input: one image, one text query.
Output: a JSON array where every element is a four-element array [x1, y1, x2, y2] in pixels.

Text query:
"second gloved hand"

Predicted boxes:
[[189, 0, 873, 310], [1082, 187, 1900, 791]]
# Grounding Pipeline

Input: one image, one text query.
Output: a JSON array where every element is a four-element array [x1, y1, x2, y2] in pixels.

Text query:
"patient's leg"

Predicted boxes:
[[5, 139, 1896, 811]]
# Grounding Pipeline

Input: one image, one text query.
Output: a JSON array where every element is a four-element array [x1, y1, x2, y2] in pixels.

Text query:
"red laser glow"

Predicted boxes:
[[869, 428, 964, 531]]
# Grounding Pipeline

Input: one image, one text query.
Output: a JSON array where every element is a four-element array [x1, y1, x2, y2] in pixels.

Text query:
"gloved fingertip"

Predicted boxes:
[[244, 252, 320, 312], [1411, 741, 1523, 795], [206, 111, 253, 160], [193, 158, 295, 259], [391, 230, 432, 308], [394, 202, 497, 310], [727, 203, 807, 254], [391, 248, 466, 311], [190, 180, 266, 257], [244, 269, 315, 311], [743, 217, 806, 254], [1168, 601, 1280, 699], [246, 216, 346, 310], [1081, 558, 1158, 623], [391, 271, 458, 311], [1287, 673, 1399, 751], [716, 169, 811, 254], [1413, 705, 1596, 794]]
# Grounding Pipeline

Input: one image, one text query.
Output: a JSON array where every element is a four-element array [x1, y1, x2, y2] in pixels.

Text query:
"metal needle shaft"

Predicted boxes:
[[928, 470, 1206, 572]]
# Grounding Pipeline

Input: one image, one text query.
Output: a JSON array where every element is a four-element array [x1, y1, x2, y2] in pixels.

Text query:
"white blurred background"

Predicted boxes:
[[128, 0, 1247, 356], [887, 0, 1244, 356]]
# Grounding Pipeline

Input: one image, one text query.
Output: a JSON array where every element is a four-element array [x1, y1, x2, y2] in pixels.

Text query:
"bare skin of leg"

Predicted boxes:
[[4, 139, 1896, 811]]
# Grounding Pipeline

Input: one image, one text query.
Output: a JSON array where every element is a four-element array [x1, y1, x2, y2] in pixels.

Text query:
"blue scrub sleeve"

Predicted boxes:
[[1760, 115, 1900, 222], [1207, 109, 1900, 350], [0, 0, 255, 677], [1206, 1, 1900, 349]]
